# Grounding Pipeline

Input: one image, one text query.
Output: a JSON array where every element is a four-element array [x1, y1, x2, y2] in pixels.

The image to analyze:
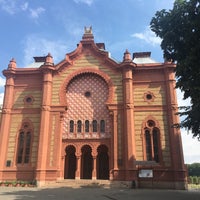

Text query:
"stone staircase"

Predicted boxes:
[[44, 179, 132, 189]]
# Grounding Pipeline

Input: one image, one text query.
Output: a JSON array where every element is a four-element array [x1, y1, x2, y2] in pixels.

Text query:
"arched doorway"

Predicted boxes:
[[81, 145, 93, 179], [97, 145, 109, 180], [64, 145, 76, 179]]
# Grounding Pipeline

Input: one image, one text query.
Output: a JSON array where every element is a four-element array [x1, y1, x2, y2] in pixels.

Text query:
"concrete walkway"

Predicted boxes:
[[0, 186, 200, 200]]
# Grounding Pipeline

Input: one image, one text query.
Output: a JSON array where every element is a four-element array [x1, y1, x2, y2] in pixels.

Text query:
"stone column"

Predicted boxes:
[[75, 155, 81, 179], [121, 50, 136, 178], [112, 110, 118, 170], [57, 112, 65, 179], [35, 54, 54, 185], [165, 63, 185, 170], [0, 59, 16, 180], [92, 156, 97, 180]]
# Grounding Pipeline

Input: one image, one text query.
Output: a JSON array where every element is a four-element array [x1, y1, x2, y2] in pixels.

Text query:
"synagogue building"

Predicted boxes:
[[0, 28, 187, 189]]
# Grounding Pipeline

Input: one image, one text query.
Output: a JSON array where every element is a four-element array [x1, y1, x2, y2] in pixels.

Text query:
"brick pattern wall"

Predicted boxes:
[[133, 83, 171, 166], [63, 73, 111, 139], [52, 55, 123, 105], [7, 114, 40, 167]]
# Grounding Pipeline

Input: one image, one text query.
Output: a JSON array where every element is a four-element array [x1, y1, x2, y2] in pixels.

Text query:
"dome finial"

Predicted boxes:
[[8, 58, 17, 70], [123, 49, 131, 62]]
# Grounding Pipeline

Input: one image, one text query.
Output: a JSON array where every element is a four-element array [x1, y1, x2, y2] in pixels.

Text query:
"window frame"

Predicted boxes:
[[69, 120, 74, 133], [85, 120, 90, 132], [16, 122, 33, 165], [100, 120, 105, 133], [77, 120, 82, 133], [92, 120, 98, 132], [143, 121, 161, 163]]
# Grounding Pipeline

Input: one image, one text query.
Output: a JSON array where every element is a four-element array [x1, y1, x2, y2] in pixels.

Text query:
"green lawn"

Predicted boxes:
[[188, 184, 200, 190]]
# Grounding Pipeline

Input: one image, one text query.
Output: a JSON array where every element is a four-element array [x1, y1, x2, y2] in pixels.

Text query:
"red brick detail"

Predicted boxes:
[[59, 68, 114, 106], [63, 73, 111, 139]]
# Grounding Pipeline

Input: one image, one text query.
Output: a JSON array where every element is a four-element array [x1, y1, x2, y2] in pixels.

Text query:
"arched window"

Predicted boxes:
[[100, 120, 105, 133], [17, 122, 32, 164], [85, 120, 89, 132], [144, 120, 161, 163], [92, 120, 97, 132], [70, 120, 74, 133], [145, 130, 152, 161], [77, 120, 82, 133]]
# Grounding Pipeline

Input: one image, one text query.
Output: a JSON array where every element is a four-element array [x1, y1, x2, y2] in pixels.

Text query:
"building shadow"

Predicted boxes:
[[0, 186, 200, 200]]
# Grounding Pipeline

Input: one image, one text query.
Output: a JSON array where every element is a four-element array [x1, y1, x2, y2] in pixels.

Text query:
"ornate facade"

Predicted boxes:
[[0, 28, 187, 189]]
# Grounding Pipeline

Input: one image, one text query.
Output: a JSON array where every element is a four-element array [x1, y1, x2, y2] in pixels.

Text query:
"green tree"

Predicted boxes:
[[150, 0, 200, 139], [193, 176, 198, 184], [187, 163, 200, 176]]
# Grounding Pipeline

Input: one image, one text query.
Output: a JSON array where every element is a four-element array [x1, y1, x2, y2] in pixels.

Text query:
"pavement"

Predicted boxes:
[[0, 186, 200, 200]]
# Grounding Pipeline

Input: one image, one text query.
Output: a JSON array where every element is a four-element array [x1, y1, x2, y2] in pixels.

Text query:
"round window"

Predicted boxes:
[[147, 120, 155, 128], [146, 94, 152, 100], [144, 92, 154, 102], [26, 97, 32, 103], [24, 96, 34, 104], [85, 91, 91, 97]]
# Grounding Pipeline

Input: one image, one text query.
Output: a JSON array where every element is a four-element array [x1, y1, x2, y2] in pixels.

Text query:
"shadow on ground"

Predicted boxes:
[[0, 186, 200, 200]]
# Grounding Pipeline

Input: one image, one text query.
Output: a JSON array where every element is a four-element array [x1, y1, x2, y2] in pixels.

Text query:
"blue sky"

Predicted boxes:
[[0, 0, 199, 164]]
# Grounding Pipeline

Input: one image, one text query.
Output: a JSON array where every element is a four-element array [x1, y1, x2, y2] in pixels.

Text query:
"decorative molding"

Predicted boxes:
[[59, 68, 114, 106]]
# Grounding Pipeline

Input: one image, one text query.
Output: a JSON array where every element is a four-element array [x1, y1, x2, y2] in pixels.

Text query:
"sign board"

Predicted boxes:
[[138, 169, 153, 178]]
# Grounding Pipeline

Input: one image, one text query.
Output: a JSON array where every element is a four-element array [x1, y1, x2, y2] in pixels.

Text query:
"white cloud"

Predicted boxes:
[[23, 35, 68, 66], [131, 26, 161, 46], [30, 7, 45, 19], [0, 0, 45, 19], [0, 0, 17, 14], [0, 76, 5, 87], [73, 0, 94, 6], [181, 129, 200, 164], [21, 2, 28, 11], [176, 88, 199, 164], [0, 92, 4, 105], [176, 88, 191, 108]]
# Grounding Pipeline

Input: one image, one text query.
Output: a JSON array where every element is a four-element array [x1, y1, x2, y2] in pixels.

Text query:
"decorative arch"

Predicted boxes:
[[81, 144, 93, 179], [64, 145, 77, 179], [15, 118, 34, 165], [141, 116, 162, 164], [80, 143, 96, 156], [59, 68, 114, 106], [141, 116, 160, 129], [97, 144, 109, 180]]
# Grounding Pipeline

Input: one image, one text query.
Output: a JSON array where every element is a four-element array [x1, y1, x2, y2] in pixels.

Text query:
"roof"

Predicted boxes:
[[133, 57, 157, 64], [132, 52, 157, 64], [24, 62, 44, 68]]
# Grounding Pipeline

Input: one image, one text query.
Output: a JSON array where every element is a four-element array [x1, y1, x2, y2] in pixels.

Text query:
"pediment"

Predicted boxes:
[[54, 34, 119, 74]]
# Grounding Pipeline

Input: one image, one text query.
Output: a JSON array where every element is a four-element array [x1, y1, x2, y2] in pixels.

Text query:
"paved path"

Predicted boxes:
[[0, 187, 200, 200]]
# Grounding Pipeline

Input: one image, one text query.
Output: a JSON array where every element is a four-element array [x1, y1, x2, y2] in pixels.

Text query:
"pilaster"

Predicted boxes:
[[36, 54, 54, 182], [164, 64, 186, 181], [0, 59, 16, 179], [121, 50, 136, 174], [92, 156, 97, 180], [75, 155, 81, 179], [57, 112, 65, 179]]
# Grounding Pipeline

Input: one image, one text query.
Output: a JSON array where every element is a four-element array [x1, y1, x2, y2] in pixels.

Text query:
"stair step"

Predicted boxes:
[[44, 179, 132, 188]]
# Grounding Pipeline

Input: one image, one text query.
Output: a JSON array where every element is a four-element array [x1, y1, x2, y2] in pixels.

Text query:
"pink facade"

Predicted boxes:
[[0, 28, 187, 189]]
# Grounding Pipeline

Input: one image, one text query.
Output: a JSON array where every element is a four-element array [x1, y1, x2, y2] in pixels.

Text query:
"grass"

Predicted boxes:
[[188, 184, 200, 190]]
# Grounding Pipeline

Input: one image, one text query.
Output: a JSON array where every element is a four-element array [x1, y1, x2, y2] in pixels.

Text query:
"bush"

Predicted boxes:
[[198, 177, 200, 185], [192, 176, 198, 185], [188, 176, 192, 184]]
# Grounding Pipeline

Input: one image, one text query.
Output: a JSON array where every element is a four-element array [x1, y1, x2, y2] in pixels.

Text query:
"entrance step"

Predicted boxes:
[[44, 179, 132, 189]]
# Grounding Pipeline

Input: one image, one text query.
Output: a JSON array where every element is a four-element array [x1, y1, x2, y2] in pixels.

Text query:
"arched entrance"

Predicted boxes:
[[81, 145, 93, 179], [97, 145, 109, 180], [64, 145, 76, 179]]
